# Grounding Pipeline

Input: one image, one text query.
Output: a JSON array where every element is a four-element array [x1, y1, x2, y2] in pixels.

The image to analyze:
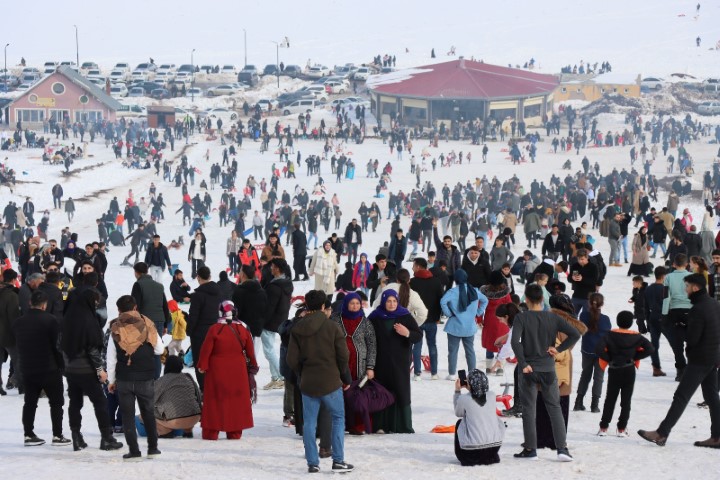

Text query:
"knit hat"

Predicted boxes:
[[467, 369, 489, 406], [489, 270, 505, 286]]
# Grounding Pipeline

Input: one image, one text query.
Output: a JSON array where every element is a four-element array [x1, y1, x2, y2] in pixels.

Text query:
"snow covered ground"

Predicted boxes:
[[1, 109, 719, 478]]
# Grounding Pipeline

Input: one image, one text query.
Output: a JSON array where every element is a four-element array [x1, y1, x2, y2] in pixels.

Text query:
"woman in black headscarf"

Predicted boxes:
[[367, 289, 422, 434], [453, 369, 505, 466], [62, 287, 123, 451]]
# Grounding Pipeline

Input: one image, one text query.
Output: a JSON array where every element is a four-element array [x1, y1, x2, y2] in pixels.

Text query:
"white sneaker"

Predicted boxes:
[[597, 428, 608, 437], [445, 374, 457, 381], [616, 428, 629, 437], [263, 380, 278, 390], [413, 374, 422, 382], [431, 374, 440, 380]]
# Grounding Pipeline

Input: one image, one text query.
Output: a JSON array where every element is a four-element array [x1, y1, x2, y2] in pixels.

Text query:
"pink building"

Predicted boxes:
[[9, 65, 120, 127]]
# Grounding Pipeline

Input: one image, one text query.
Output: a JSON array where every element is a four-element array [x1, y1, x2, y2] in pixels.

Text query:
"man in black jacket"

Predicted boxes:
[[233, 264, 267, 338], [169, 269, 191, 303], [461, 246, 491, 289], [186, 265, 220, 391], [410, 258, 444, 379], [367, 254, 397, 304], [107, 295, 165, 460], [263, 258, 293, 390], [343, 219, 362, 265], [291, 223, 309, 281], [130, 262, 171, 379], [683, 225, 702, 259], [639, 274, 720, 448], [541, 224, 565, 262], [569, 249, 598, 315], [144, 235, 172, 283], [14, 290, 69, 447]]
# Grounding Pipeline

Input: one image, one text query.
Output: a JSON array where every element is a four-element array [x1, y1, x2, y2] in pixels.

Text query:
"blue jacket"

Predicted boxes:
[[441, 286, 489, 337], [579, 311, 612, 355]]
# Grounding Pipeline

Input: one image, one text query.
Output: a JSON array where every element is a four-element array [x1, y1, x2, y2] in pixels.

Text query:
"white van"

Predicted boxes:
[[282, 99, 316, 115]]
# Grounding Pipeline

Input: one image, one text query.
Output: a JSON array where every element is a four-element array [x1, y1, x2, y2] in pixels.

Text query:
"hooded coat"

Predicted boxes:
[[264, 275, 293, 332], [232, 280, 267, 337], [479, 284, 512, 352]]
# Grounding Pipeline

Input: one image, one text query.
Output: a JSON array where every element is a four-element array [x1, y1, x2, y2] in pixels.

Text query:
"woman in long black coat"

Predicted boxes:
[[367, 289, 422, 434]]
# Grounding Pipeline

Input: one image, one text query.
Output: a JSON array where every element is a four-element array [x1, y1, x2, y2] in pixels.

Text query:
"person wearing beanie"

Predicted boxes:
[[640, 273, 720, 449], [594, 311, 653, 437], [441, 269, 489, 380], [479, 270, 511, 375], [196, 300, 257, 441]]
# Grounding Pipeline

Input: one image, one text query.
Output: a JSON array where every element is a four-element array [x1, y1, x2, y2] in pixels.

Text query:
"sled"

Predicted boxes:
[[243, 227, 254, 237]]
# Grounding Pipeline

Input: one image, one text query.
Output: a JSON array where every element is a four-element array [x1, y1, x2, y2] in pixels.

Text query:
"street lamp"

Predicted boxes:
[[74, 25, 79, 67], [191, 48, 196, 102], [271, 38, 289, 89], [243, 29, 247, 68], [3, 43, 8, 95]]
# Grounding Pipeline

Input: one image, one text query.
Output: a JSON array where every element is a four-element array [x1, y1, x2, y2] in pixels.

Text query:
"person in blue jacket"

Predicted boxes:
[[441, 269, 489, 380]]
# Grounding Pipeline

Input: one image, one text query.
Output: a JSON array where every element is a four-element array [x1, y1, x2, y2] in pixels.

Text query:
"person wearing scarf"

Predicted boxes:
[[331, 292, 377, 434], [628, 225, 653, 277], [441, 269, 489, 381], [367, 289, 422, 433], [196, 300, 257, 440], [107, 294, 164, 460], [453, 369, 505, 466]]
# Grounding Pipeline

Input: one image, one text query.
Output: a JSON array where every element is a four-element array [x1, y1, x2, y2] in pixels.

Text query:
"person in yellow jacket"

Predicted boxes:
[[167, 300, 187, 356]]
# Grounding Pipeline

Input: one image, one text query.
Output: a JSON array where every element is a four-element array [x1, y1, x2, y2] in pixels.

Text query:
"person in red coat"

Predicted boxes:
[[479, 271, 512, 374], [238, 240, 262, 281], [197, 300, 257, 440]]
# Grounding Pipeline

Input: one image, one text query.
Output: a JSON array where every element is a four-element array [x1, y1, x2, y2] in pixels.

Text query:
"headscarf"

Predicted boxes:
[[453, 269, 478, 312], [217, 300, 240, 324], [368, 289, 410, 320], [110, 310, 158, 365], [342, 292, 364, 320], [62, 287, 104, 359], [467, 369, 489, 406]]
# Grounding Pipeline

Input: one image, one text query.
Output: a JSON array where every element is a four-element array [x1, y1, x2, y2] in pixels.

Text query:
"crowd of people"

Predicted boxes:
[[1, 92, 719, 474]]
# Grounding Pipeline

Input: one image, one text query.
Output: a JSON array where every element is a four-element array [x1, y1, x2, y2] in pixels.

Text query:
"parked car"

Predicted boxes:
[[702, 78, 720, 92], [177, 64, 195, 73], [187, 87, 203, 97], [256, 99, 278, 112], [203, 107, 238, 123], [263, 64, 280, 76], [324, 80, 350, 94], [80, 61, 98, 72], [43, 61, 58, 69], [333, 66, 353, 79], [117, 104, 147, 117], [108, 70, 128, 82], [0, 73, 19, 87], [43, 66, 57, 75], [114, 62, 131, 73], [354, 67, 371, 81], [59, 61, 77, 69], [155, 71, 175, 84], [281, 65, 303, 78], [307, 66, 330, 79], [641, 77, 664, 90], [221, 65, 237, 75], [21, 73, 41, 84], [110, 84, 128, 98], [304, 85, 329, 101], [158, 64, 176, 73], [86, 69, 104, 81], [16, 83, 33, 92], [282, 99, 317, 115], [237, 70, 259, 86], [128, 87, 145, 97], [135, 62, 157, 72], [131, 71, 148, 82], [698, 101, 720, 115], [150, 88, 171, 100], [87, 78, 105, 87], [241, 65, 258, 74], [207, 83, 243, 96], [174, 71, 193, 85]]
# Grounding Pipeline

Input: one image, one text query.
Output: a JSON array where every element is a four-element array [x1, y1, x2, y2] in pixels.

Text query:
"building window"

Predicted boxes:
[[524, 104, 541, 118], [74, 110, 103, 123], [561, 87, 567, 93], [576, 88, 581, 93], [49, 109, 70, 123], [624, 88, 629, 94], [600, 88, 605, 94], [16, 108, 45, 123], [613, 88, 618, 93], [52, 82, 65, 95]]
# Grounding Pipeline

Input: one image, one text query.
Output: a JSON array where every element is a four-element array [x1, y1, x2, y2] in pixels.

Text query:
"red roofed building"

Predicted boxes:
[[368, 58, 558, 129]]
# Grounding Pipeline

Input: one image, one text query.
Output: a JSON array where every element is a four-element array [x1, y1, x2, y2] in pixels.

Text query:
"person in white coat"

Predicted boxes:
[[309, 240, 339, 295]]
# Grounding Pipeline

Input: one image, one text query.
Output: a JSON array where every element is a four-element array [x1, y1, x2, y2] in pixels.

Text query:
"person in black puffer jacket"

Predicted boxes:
[[262, 258, 294, 389], [186, 265, 221, 392], [233, 264, 267, 339]]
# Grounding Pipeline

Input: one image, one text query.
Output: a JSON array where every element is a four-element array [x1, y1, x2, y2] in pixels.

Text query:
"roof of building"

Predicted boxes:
[[368, 59, 559, 100], [10, 65, 122, 111]]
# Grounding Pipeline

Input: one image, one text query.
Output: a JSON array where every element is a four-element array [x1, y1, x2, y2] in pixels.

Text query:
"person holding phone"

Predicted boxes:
[[453, 369, 505, 466], [569, 249, 598, 316]]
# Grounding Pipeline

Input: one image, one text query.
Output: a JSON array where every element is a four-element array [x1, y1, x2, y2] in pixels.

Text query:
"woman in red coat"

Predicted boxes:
[[479, 271, 511, 373], [197, 301, 257, 440]]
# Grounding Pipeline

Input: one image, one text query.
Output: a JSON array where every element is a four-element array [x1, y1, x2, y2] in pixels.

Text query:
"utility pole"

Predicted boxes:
[[272, 38, 289, 89], [191, 48, 196, 103], [74, 25, 79, 67], [243, 29, 247, 68], [3, 43, 8, 94]]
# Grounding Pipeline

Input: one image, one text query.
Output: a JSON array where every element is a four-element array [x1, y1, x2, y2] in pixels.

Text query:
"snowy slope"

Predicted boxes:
[[1, 108, 719, 479]]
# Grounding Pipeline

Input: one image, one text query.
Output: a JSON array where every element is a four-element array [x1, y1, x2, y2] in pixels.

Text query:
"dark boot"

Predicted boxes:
[[100, 432, 124, 451], [675, 368, 684, 382], [573, 396, 586, 412], [590, 396, 601, 413], [71, 430, 88, 451], [638, 429, 667, 446]]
